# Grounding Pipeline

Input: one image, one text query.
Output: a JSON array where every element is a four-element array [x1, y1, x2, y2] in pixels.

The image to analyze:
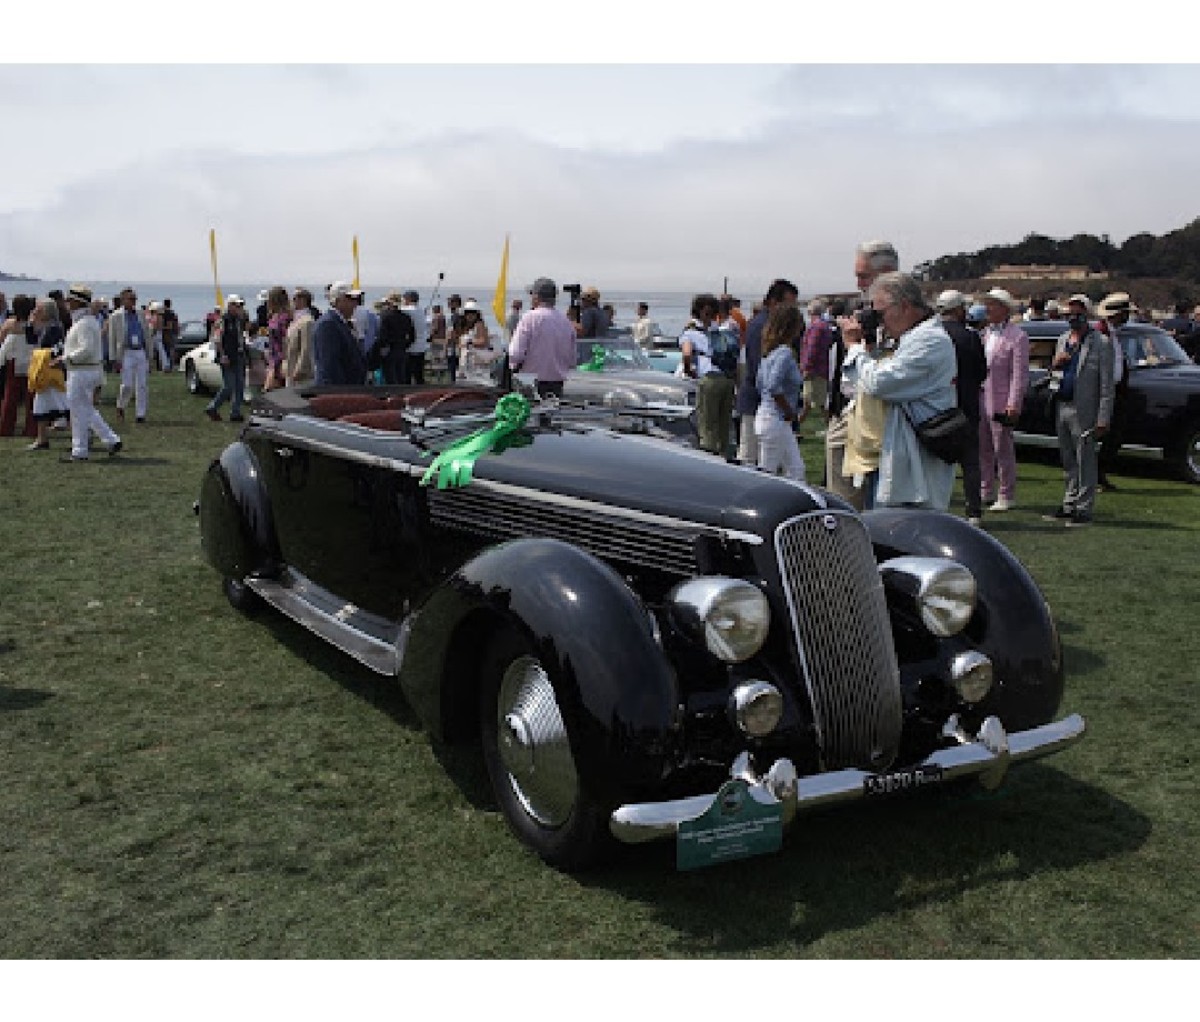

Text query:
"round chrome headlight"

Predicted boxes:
[[729, 681, 784, 737], [668, 577, 770, 663], [881, 556, 977, 638], [950, 651, 993, 704]]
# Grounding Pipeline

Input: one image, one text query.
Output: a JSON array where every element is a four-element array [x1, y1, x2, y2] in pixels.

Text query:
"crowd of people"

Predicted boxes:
[[1, 258, 1187, 516], [0, 286, 181, 455], [609, 238, 1160, 527]]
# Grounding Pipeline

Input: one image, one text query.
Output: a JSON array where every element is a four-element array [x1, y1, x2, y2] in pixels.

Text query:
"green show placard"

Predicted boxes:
[[676, 778, 784, 871]]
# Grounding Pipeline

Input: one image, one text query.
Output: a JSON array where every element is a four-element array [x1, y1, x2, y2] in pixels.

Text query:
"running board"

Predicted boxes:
[[245, 572, 401, 676]]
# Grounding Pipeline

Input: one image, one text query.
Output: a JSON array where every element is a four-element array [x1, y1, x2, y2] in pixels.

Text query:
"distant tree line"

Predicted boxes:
[[913, 217, 1200, 284]]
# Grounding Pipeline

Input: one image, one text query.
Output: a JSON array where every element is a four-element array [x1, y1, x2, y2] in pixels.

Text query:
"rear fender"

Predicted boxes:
[[198, 441, 282, 582]]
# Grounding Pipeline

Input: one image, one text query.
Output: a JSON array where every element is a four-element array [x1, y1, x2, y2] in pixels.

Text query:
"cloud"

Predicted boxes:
[[5, 66, 1200, 294]]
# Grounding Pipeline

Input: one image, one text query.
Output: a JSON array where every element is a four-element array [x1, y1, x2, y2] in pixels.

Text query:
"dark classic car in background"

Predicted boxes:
[[197, 380, 1085, 870], [1016, 319, 1200, 483]]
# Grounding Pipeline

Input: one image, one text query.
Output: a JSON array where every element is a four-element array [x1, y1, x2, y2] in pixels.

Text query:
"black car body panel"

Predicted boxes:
[[1016, 320, 1200, 480], [197, 382, 1084, 868]]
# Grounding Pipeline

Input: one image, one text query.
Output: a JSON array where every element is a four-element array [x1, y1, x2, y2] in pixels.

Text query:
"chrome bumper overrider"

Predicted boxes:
[[609, 713, 1086, 844]]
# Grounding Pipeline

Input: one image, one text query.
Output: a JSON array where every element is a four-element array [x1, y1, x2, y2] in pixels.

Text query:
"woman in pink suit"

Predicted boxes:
[[979, 288, 1029, 511]]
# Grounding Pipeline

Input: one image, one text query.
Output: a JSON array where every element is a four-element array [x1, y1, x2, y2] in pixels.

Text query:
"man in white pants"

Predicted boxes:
[[106, 287, 152, 423], [62, 285, 121, 461]]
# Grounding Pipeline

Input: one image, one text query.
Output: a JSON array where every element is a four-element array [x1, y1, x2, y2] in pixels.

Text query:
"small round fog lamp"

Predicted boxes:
[[730, 681, 784, 737], [950, 651, 993, 704]]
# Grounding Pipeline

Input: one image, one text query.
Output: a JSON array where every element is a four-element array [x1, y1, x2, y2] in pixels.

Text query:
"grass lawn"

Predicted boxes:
[[0, 372, 1197, 959]]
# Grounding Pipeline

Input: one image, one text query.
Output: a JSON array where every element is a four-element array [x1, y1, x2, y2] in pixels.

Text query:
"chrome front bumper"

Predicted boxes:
[[609, 712, 1086, 845]]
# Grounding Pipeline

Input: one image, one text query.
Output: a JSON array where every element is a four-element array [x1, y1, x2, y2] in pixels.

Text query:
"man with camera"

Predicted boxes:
[[828, 240, 900, 509], [840, 272, 957, 510]]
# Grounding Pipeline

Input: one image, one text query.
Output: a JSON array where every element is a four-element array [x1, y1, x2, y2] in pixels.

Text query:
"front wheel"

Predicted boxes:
[[479, 631, 613, 871], [1168, 421, 1200, 484], [185, 361, 204, 395]]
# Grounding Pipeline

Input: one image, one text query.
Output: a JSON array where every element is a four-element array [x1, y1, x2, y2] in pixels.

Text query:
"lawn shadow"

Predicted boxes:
[[584, 765, 1151, 954], [0, 685, 55, 711], [67, 455, 172, 467]]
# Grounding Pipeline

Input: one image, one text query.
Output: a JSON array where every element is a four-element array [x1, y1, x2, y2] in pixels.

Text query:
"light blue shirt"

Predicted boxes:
[[842, 315, 957, 509], [756, 345, 803, 422]]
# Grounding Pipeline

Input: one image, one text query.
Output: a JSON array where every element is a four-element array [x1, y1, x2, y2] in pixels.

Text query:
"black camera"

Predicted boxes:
[[562, 283, 582, 299], [856, 306, 882, 338]]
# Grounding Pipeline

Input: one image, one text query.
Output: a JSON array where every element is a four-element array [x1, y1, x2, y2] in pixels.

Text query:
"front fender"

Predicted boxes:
[[399, 538, 680, 801], [198, 441, 282, 582], [862, 509, 1064, 730]]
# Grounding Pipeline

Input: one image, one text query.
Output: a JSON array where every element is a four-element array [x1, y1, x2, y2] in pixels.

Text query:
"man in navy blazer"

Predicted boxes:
[[314, 281, 367, 385]]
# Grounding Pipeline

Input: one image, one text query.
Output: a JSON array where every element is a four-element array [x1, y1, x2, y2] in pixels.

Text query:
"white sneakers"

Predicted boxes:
[[988, 498, 1014, 512]]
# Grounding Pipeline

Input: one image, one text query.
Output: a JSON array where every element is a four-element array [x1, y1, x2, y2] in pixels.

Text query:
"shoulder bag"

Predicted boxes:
[[902, 402, 970, 464]]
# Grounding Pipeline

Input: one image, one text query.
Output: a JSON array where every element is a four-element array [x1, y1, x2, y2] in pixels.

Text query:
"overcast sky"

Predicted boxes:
[[3, 9, 1197, 296]]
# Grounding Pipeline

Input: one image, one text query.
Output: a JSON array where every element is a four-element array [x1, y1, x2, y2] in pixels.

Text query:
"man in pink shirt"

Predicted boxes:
[[508, 277, 578, 398], [979, 287, 1030, 511]]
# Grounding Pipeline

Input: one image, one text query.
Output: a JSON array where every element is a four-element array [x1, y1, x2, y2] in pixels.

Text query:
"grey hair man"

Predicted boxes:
[[825, 240, 900, 508], [840, 271, 958, 509]]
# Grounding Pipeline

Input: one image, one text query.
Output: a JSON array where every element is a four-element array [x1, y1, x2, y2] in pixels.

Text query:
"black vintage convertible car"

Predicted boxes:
[[1016, 320, 1200, 483], [197, 379, 1085, 871]]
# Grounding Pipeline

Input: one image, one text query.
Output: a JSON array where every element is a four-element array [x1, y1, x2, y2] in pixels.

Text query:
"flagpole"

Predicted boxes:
[[352, 236, 361, 290], [209, 229, 224, 308]]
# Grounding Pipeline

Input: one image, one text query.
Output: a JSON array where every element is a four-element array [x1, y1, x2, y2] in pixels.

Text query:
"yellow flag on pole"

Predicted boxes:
[[209, 228, 223, 308], [352, 236, 361, 290], [492, 234, 509, 332]]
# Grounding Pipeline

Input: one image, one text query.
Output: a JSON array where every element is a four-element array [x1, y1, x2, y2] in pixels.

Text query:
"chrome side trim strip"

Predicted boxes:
[[609, 713, 1086, 844]]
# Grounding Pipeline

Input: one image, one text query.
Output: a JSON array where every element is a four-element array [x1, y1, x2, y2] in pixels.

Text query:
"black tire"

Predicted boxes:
[[223, 576, 262, 615], [185, 361, 205, 395], [478, 630, 613, 871], [1168, 421, 1200, 484]]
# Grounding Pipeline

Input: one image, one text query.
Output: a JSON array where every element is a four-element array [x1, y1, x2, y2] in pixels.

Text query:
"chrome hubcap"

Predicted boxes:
[[496, 655, 578, 828]]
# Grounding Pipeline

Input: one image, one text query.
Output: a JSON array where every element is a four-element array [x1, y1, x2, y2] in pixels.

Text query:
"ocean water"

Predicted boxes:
[[3, 279, 800, 339]]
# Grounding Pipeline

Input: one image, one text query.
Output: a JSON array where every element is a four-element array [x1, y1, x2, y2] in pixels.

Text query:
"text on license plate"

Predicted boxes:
[[863, 764, 944, 798]]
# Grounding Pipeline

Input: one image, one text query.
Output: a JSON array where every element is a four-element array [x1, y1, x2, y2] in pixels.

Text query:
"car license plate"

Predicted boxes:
[[863, 764, 944, 798]]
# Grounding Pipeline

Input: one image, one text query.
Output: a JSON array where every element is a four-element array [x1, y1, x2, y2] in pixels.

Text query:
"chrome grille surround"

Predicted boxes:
[[774, 512, 902, 771]]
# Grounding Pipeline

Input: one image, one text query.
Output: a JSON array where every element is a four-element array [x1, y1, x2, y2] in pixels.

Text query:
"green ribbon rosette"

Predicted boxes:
[[419, 392, 532, 490], [578, 344, 607, 372]]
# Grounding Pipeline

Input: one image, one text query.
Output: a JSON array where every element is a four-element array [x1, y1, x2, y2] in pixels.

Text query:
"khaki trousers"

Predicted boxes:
[[823, 407, 865, 510]]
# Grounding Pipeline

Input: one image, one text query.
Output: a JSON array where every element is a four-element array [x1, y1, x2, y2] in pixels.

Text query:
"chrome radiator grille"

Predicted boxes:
[[427, 486, 699, 578], [775, 512, 902, 771]]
